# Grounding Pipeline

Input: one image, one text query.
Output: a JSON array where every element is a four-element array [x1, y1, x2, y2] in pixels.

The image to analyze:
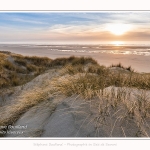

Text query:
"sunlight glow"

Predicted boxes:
[[111, 41, 125, 46], [106, 23, 132, 35]]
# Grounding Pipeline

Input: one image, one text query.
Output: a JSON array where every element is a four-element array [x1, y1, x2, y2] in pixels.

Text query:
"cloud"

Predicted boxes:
[[122, 31, 150, 40], [11, 18, 48, 25], [1, 12, 150, 43]]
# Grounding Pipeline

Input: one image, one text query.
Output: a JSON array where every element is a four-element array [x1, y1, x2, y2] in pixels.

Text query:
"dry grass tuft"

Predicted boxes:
[[0, 87, 52, 130], [110, 63, 134, 72]]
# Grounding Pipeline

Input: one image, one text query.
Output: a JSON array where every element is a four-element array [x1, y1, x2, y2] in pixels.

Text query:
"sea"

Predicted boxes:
[[0, 44, 150, 56]]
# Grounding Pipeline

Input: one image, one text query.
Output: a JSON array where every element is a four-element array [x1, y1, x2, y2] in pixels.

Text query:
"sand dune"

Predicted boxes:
[[0, 51, 150, 137]]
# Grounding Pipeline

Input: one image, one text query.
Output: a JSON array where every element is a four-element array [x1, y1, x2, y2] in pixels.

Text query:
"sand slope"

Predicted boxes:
[[1, 66, 150, 138]]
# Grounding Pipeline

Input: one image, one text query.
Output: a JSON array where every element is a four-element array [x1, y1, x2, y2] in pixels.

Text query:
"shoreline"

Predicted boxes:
[[0, 45, 150, 73]]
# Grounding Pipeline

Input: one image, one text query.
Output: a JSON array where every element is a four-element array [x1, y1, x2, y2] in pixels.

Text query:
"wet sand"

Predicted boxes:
[[0, 44, 150, 73]]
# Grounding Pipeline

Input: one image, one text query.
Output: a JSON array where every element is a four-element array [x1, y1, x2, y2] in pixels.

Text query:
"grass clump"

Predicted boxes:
[[87, 64, 108, 75], [3, 60, 16, 71], [0, 53, 53, 89], [71, 56, 97, 66], [52, 73, 108, 99], [24, 56, 52, 67], [14, 57, 27, 66], [61, 65, 85, 75], [26, 64, 38, 72], [50, 56, 98, 67], [110, 63, 134, 72], [109, 72, 150, 90]]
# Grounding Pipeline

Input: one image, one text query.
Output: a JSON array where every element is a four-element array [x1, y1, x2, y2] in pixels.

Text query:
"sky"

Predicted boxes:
[[0, 12, 150, 44]]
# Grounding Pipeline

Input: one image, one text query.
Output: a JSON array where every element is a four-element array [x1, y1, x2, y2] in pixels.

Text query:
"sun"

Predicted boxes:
[[105, 23, 131, 35]]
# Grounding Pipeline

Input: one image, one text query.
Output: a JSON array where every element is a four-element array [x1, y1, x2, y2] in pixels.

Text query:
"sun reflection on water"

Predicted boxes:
[[111, 41, 125, 46]]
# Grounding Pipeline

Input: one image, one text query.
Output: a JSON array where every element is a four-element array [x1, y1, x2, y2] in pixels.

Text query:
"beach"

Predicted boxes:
[[0, 44, 150, 73]]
